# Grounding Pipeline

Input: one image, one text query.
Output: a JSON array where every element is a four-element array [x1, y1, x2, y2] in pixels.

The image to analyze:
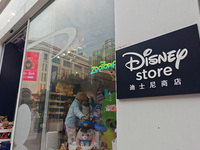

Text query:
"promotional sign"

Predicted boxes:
[[23, 52, 39, 81], [90, 60, 116, 74], [116, 24, 200, 99]]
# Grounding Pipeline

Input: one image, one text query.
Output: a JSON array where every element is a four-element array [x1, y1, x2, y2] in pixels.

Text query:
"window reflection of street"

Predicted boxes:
[[17, 0, 115, 149]]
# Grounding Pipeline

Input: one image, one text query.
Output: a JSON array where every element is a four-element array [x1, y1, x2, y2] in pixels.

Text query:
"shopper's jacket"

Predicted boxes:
[[65, 99, 85, 128]]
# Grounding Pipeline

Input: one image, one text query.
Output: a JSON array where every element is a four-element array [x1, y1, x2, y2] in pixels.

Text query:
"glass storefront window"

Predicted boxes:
[[14, 0, 116, 150]]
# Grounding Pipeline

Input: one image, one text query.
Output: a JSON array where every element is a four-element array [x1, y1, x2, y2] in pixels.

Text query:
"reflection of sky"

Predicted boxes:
[[28, 0, 114, 57]]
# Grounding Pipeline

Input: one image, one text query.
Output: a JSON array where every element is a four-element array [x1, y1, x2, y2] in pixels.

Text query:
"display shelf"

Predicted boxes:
[[0, 129, 12, 133], [49, 105, 64, 109], [48, 92, 74, 132], [0, 139, 10, 142], [49, 92, 67, 96], [48, 119, 63, 122], [49, 92, 76, 97], [49, 100, 66, 103], [0, 129, 12, 142], [49, 112, 64, 115], [58, 133, 67, 140]]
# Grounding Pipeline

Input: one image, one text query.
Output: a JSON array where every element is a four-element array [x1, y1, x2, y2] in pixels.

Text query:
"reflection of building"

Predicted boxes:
[[89, 39, 116, 92], [90, 38, 115, 66], [22, 40, 90, 94]]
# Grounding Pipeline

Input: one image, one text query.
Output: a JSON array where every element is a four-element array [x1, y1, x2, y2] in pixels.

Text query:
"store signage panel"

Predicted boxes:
[[116, 24, 200, 99], [23, 52, 39, 81]]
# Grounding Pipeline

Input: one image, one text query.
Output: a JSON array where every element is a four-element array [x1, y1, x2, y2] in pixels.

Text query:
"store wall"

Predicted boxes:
[[115, 0, 200, 150]]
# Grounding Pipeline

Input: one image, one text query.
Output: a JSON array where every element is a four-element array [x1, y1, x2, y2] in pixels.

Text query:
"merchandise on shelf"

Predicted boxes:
[[0, 115, 13, 142], [48, 92, 74, 149]]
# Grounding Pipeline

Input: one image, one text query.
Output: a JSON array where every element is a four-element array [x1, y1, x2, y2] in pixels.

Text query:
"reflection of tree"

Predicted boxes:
[[89, 39, 115, 66], [57, 71, 115, 96], [58, 74, 82, 95], [32, 89, 46, 124], [61, 74, 82, 85], [58, 74, 100, 96], [37, 89, 46, 114], [20, 88, 33, 108], [21, 99, 33, 108]]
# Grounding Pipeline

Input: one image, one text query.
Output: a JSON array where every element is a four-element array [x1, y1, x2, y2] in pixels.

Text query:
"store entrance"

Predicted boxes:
[[0, 29, 26, 121]]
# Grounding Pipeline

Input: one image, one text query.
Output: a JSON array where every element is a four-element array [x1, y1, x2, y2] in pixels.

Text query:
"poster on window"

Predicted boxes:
[[116, 24, 200, 99], [23, 52, 39, 81]]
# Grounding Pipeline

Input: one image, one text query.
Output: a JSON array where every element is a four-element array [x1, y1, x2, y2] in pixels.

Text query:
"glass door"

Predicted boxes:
[[13, 0, 116, 150]]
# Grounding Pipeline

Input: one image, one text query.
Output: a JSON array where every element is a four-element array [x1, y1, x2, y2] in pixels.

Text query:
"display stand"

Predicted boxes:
[[48, 92, 74, 131]]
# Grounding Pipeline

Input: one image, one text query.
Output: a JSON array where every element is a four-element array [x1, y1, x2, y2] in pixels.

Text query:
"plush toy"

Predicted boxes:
[[76, 145, 83, 150], [59, 142, 68, 150], [79, 121, 94, 129], [100, 142, 108, 150], [77, 121, 95, 146], [77, 128, 94, 146], [1, 132, 10, 139], [93, 105, 101, 118], [91, 145, 97, 150], [2, 121, 9, 127]]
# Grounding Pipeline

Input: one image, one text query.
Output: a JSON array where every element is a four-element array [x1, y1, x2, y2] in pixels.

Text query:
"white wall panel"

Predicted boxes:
[[115, 0, 200, 50], [115, 0, 200, 149]]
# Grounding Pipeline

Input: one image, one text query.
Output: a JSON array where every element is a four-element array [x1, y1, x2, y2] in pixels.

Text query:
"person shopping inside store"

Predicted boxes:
[[65, 92, 88, 144]]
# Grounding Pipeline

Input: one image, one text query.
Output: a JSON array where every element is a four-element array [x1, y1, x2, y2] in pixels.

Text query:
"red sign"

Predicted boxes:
[[22, 52, 39, 81]]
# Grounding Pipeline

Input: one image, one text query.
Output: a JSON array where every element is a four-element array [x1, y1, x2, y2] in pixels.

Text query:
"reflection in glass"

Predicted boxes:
[[15, 0, 116, 149]]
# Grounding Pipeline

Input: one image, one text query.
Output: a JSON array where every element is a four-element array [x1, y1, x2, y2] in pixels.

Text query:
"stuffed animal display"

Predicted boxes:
[[0, 116, 13, 139], [77, 128, 94, 146]]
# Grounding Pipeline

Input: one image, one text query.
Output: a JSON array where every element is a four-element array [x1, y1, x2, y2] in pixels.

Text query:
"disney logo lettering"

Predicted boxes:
[[123, 48, 188, 71]]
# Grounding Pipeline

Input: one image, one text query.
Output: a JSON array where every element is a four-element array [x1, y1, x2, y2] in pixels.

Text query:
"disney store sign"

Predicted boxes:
[[123, 48, 188, 81], [116, 24, 200, 99]]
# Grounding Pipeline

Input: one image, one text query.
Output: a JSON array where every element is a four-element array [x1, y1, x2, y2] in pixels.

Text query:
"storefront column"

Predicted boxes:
[[115, 0, 200, 150]]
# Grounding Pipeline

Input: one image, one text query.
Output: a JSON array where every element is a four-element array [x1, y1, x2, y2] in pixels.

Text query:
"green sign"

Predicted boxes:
[[90, 60, 115, 74]]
